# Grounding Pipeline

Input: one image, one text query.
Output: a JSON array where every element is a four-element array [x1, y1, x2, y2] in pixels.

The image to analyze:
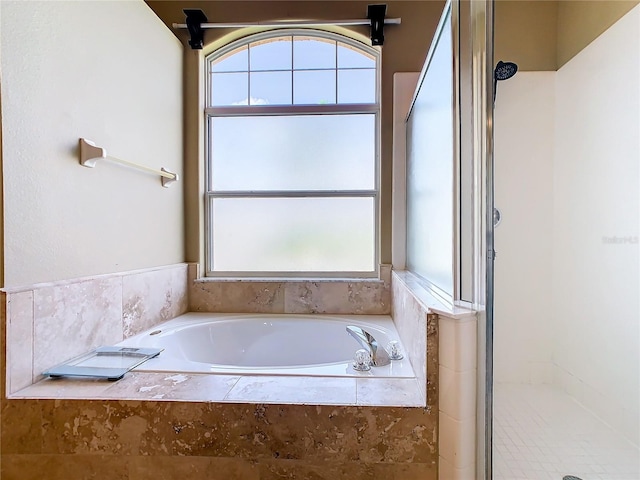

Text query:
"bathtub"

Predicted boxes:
[[118, 313, 415, 378]]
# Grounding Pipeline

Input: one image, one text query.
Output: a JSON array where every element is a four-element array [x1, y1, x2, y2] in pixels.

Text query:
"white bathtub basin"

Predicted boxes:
[[118, 313, 415, 378]]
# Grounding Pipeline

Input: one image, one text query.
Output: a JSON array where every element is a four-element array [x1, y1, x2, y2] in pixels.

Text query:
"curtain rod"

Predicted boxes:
[[179, 6, 394, 48], [172, 18, 400, 29]]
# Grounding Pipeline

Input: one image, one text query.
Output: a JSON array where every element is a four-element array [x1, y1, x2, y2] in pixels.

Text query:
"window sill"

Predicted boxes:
[[194, 276, 386, 284]]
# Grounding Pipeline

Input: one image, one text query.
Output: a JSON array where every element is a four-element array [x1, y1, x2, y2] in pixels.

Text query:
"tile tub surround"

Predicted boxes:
[[188, 264, 392, 315], [2, 265, 440, 479], [1, 386, 438, 479], [2, 264, 188, 394]]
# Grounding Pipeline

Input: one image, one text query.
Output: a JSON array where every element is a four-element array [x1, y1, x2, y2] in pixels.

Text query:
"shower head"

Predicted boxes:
[[494, 60, 518, 81], [493, 60, 518, 103]]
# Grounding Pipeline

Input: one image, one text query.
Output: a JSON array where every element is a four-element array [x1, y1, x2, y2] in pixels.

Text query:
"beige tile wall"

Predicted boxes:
[[189, 264, 392, 315], [3, 264, 188, 394]]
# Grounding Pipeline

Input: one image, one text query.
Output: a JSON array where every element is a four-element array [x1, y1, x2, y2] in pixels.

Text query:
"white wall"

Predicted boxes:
[[494, 72, 555, 384], [552, 5, 639, 445], [0, 1, 184, 287]]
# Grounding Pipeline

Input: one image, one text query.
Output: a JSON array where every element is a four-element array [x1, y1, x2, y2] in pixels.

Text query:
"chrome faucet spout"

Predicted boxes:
[[346, 325, 391, 366]]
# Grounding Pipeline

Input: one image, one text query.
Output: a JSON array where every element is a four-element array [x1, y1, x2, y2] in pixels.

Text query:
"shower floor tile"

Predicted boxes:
[[494, 384, 640, 480]]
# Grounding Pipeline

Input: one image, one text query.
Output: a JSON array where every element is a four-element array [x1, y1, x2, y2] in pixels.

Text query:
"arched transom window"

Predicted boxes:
[[205, 30, 380, 277]]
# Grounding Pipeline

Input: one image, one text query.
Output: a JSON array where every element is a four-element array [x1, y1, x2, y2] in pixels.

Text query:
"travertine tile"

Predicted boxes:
[[356, 378, 424, 406], [165, 403, 436, 463], [190, 281, 285, 313], [258, 460, 436, 480], [38, 400, 173, 455], [391, 276, 428, 396], [129, 455, 259, 480], [426, 314, 439, 410], [0, 454, 130, 480], [7, 290, 34, 393], [1, 400, 43, 454], [122, 265, 188, 337], [33, 277, 124, 382], [284, 281, 389, 315], [103, 372, 240, 401], [11, 377, 114, 399], [1, 399, 438, 476], [258, 459, 376, 480], [224, 376, 357, 405]]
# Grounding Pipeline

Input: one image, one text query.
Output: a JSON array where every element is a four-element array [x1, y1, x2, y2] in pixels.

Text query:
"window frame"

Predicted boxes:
[[204, 29, 381, 278]]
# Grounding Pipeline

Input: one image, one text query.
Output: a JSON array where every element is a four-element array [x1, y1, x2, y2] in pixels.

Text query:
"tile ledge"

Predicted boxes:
[[1, 263, 189, 294], [8, 372, 425, 408], [392, 270, 476, 320]]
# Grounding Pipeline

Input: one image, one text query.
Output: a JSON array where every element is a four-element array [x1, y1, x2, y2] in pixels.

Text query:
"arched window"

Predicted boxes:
[[205, 30, 379, 276]]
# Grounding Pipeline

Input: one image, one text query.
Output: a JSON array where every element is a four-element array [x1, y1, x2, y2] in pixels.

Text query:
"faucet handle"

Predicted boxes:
[[386, 340, 404, 360], [353, 349, 372, 371]]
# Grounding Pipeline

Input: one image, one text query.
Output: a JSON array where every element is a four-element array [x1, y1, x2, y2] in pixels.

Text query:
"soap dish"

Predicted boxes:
[[43, 346, 163, 381]]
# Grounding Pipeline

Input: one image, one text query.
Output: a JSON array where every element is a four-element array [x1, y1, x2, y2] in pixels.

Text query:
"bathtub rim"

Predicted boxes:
[[119, 312, 417, 378]]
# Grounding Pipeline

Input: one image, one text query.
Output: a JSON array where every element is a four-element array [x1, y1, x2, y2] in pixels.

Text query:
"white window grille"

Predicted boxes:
[[205, 30, 380, 277]]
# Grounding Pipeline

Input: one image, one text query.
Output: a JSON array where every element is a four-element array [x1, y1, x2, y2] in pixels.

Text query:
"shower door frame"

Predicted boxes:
[[476, 1, 495, 479], [459, 0, 496, 478]]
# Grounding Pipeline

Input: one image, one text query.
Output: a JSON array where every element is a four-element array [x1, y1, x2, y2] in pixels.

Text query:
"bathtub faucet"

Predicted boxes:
[[346, 325, 391, 366]]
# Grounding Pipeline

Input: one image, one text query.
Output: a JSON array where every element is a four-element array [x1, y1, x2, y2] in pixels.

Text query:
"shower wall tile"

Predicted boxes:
[[32, 277, 124, 382], [439, 411, 476, 470], [439, 317, 477, 373], [189, 280, 286, 313], [439, 455, 475, 480], [439, 366, 476, 421], [283, 280, 390, 314], [122, 264, 188, 337], [6, 290, 34, 394]]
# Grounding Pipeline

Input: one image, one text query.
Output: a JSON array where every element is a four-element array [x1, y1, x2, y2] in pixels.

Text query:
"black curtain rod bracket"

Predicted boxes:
[[184, 9, 208, 50], [367, 4, 387, 46]]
